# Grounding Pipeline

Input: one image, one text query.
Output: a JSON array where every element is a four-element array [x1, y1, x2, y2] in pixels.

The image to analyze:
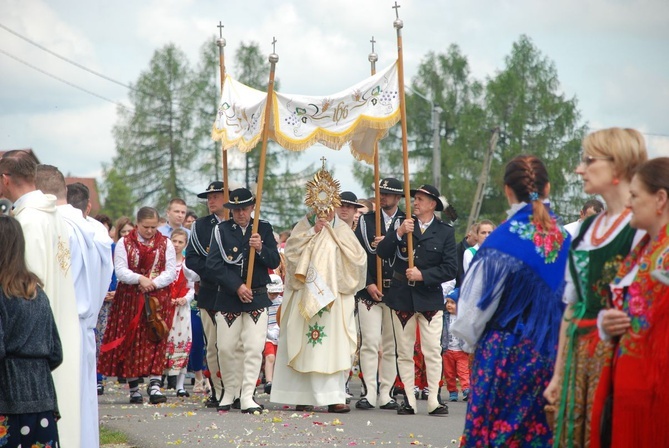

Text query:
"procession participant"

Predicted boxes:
[[543, 128, 647, 447], [263, 274, 284, 394], [376, 184, 456, 416], [462, 219, 496, 274], [0, 150, 81, 447], [600, 157, 669, 447], [337, 191, 364, 228], [186, 181, 228, 405], [271, 166, 367, 413], [0, 215, 63, 447], [184, 210, 198, 230], [452, 155, 570, 446], [564, 199, 604, 238], [98, 206, 177, 404], [36, 165, 114, 448], [353, 177, 405, 410], [158, 198, 190, 237], [456, 224, 477, 287], [206, 187, 280, 413], [165, 228, 198, 398]]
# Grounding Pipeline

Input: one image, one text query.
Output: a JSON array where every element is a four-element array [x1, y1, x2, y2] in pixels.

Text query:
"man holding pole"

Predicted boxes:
[[206, 187, 280, 414], [353, 177, 405, 410], [376, 184, 456, 416], [185, 181, 227, 407]]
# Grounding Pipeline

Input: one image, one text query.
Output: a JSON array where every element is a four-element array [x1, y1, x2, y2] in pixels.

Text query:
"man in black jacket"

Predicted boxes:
[[353, 177, 404, 410], [376, 184, 456, 416], [185, 181, 227, 407], [206, 188, 280, 413]]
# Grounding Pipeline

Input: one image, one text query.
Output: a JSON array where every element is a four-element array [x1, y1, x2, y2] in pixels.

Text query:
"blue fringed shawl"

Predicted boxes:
[[465, 203, 570, 358]]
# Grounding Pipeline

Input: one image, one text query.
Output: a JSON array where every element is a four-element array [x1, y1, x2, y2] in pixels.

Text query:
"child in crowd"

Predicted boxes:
[[165, 228, 199, 397], [441, 287, 470, 402], [462, 219, 496, 274], [263, 274, 283, 394]]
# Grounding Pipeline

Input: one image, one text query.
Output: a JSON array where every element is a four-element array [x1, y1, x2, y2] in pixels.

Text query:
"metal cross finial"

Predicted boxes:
[[320, 156, 327, 170], [392, 1, 401, 19], [272, 36, 277, 54], [370, 36, 376, 53], [217, 21, 224, 38]]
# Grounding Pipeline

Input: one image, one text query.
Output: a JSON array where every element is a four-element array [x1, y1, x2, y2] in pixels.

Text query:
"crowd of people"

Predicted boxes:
[[0, 126, 667, 447]]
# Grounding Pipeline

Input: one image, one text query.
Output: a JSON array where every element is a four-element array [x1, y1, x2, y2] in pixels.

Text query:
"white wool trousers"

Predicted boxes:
[[391, 310, 443, 413], [357, 301, 397, 407]]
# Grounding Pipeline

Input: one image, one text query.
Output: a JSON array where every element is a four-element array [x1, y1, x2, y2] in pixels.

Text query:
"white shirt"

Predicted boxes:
[[114, 235, 177, 288]]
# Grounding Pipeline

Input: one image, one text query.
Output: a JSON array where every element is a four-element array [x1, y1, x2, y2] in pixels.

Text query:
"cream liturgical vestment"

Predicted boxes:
[[12, 190, 81, 448], [271, 216, 367, 406], [60, 205, 114, 448]]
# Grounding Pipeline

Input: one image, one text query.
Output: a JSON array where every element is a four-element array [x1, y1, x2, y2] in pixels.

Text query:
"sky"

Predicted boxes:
[[1, 0, 668, 202]]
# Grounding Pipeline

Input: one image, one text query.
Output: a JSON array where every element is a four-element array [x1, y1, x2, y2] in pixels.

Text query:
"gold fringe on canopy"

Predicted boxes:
[[212, 62, 401, 163]]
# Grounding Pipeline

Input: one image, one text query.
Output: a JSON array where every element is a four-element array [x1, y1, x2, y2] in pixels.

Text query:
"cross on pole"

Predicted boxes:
[[271, 36, 277, 54], [320, 156, 327, 169], [217, 21, 224, 38], [392, 1, 401, 19], [370, 36, 376, 53]]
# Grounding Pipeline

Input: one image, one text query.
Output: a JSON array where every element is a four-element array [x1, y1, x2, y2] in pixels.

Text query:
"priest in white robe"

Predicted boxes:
[[0, 151, 81, 447], [271, 211, 366, 411]]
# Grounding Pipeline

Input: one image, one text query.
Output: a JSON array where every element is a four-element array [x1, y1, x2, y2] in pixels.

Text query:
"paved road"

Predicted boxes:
[[99, 378, 466, 447]]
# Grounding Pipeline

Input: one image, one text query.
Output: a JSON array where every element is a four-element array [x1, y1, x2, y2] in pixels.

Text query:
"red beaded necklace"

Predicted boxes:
[[590, 208, 631, 246]]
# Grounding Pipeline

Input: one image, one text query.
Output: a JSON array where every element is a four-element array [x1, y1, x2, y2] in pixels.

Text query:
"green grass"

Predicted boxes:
[[100, 425, 129, 445]]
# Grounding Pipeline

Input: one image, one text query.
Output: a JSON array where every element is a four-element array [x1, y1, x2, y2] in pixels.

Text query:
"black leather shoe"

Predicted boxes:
[[295, 405, 314, 412], [232, 398, 241, 409], [428, 404, 449, 416], [176, 389, 190, 397], [328, 404, 351, 413], [264, 382, 272, 394], [205, 395, 219, 408], [397, 402, 415, 415], [379, 399, 399, 410], [217, 403, 232, 412], [97, 383, 104, 396], [241, 407, 263, 414], [355, 398, 374, 409], [129, 393, 143, 404]]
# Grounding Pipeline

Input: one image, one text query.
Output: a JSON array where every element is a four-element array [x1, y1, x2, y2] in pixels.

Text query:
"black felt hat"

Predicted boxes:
[[410, 184, 444, 211], [224, 188, 255, 209], [377, 177, 403, 195], [197, 181, 225, 199], [339, 191, 364, 208]]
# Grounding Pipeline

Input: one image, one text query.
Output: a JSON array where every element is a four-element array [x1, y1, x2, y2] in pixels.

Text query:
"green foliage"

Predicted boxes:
[[109, 44, 200, 211], [99, 165, 135, 219], [354, 37, 588, 236], [99, 425, 129, 445]]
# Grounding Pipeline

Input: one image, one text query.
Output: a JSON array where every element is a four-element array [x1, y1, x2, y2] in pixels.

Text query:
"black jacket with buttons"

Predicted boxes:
[[205, 218, 280, 313], [376, 215, 457, 312], [185, 213, 220, 310], [354, 209, 405, 303]]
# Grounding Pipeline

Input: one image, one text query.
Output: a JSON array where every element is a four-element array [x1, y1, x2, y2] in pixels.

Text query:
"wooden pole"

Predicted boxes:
[[392, 2, 414, 269], [245, 37, 278, 288], [467, 127, 499, 230], [369, 37, 383, 291], [216, 21, 230, 220]]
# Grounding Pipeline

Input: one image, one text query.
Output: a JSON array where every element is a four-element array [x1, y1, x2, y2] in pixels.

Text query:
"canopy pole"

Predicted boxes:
[[369, 37, 384, 292], [392, 2, 414, 268], [216, 21, 230, 220], [245, 37, 279, 288]]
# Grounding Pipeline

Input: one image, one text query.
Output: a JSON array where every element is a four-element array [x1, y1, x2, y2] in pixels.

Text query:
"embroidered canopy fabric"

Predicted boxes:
[[212, 62, 401, 163]]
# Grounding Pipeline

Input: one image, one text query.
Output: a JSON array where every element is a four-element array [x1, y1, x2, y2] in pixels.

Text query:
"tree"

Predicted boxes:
[[99, 165, 135, 218], [110, 44, 199, 210], [482, 35, 587, 223]]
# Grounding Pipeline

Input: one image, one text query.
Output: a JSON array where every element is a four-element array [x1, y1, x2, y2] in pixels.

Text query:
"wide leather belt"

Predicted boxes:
[[393, 271, 422, 287]]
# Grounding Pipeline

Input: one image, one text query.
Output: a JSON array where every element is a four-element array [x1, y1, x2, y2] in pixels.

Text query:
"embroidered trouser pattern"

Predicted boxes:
[[357, 301, 397, 407], [216, 310, 268, 410], [201, 308, 223, 400], [391, 310, 444, 413]]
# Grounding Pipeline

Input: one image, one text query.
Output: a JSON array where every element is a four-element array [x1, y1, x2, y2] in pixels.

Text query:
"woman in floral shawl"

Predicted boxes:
[[600, 157, 669, 447], [452, 155, 570, 446], [544, 128, 647, 448]]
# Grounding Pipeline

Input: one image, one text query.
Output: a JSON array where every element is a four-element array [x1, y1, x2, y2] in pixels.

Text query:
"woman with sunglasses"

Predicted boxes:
[[544, 128, 647, 447]]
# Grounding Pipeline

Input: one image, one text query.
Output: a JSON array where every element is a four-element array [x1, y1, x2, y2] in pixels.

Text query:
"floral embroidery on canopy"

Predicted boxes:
[[212, 62, 401, 163], [509, 216, 566, 263]]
